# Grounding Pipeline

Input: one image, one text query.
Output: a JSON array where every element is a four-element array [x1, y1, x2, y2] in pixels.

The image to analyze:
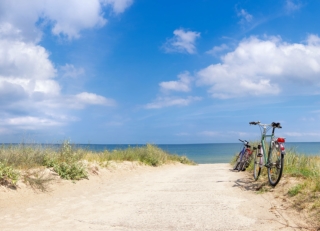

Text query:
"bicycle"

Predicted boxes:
[[249, 121, 286, 186], [233, 139, 253, 171]]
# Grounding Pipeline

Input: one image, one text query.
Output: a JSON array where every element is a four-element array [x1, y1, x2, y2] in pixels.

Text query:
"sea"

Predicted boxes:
[[73, 142, 320, 164]]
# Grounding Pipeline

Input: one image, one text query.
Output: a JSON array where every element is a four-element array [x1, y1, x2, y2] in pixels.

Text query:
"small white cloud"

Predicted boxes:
[[160, 72, 193, 92], [102, 0, 134, 14], [5, 116, 63, 128], [163, 29, 200, 54], [237, 9, 253, 24], [206, 44, 229, 56], [60, 64, 85, 78], [74, 92, 116, 107], [145, 96, 201, 109], [285, 0, 301, 13]]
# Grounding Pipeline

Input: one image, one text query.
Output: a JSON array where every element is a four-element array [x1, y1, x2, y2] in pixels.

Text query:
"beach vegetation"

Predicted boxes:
[[0, 161, 20, 187], [0, 141, 195, 188]]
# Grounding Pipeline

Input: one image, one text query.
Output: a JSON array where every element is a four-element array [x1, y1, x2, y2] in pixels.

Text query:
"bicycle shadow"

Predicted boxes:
[[229, 168, 269, 191]]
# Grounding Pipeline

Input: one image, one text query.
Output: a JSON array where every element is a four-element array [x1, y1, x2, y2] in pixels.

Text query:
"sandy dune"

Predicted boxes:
[[0, 163, 310, 231]]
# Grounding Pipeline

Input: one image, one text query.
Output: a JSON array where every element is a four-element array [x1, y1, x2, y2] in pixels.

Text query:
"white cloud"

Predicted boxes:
[[160, 72, 193, 92], [5, 116, 63, 128], [197, 35, 320, 99], [0, 39, 58, 98], [74, 92, 116, 108], [102, 0, 134, 14], [237, 9, 253, 25], [163, 29, 200, 54], [60, 64, 85, 78], [145, 96, 201, 109], [285, 0, 301, 13], [206, 44, 229, 56], [0, 0, 133, 41], [0, 0, 126, 132]]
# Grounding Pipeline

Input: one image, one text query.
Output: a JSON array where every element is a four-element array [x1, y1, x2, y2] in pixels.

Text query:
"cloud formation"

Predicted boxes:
[[237, 9, 253, 25], [0, 0, 132, 133], [197, 35, 320, 99], [206, 44, 229, 56], [0, 0, 133, 41], [160, 72, 193, 92], [102, 0, 134, 14], [163, 29, 200, 54], [285, 0, 301, 13], [146, 71, 201, 109]]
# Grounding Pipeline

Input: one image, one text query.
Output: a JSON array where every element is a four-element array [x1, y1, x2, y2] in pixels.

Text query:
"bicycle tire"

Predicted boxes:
[[233, 153, 241, 170], [240, 150, 250, 171], [253, 149, 261, 181], [238, 150, 247, 171], [267, 143, 284, 186]]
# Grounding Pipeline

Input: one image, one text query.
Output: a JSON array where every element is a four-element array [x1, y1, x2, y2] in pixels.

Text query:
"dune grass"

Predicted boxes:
[[0, 141, 195, 188]]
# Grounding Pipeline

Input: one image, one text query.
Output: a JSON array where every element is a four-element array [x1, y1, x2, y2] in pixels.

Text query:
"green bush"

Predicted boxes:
[[53, 162, 87, 180], [0, 162, 20, 186]]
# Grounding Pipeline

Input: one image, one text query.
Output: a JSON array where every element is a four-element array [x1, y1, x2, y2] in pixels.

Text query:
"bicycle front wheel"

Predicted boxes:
[[233, 153, 241, 170], [253, 149, 261, 181], [267, 143, 284, 186]]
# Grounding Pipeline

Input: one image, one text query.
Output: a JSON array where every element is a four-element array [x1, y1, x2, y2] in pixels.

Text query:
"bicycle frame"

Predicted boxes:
[[258, 123, 274, 167]]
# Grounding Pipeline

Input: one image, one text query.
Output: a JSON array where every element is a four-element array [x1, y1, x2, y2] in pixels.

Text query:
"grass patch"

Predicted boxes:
[[0, 141, 195, 189], [288, 183, 306, 197], [0, 161, 20, 187], [83, 144, 195, 167]]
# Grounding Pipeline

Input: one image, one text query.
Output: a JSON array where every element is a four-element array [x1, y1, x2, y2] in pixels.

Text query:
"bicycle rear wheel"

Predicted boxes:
[[253, 149, 261, 180], [267, 143, 284, 186]]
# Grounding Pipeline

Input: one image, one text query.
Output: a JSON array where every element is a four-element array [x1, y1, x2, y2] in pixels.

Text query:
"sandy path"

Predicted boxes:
[[0, 163, 308, 231]]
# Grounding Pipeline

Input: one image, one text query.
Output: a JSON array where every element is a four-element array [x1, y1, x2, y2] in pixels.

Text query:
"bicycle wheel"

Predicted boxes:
[[253, 149, 262, 181], [267, 143, 284, 186], [233, 153, 241, 170], [239, 151, 249, 171]]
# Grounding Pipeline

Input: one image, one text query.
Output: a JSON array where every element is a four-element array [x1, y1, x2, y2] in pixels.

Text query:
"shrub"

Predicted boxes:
[[0, 161, 20, 186]]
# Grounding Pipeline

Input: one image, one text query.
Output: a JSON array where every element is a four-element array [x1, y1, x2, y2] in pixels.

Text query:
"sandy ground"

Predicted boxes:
[[0, 163, 312, 231]]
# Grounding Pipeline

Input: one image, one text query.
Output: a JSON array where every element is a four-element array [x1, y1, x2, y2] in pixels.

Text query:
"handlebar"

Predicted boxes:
[[249, 121, 282, 129], [239, 139, 251, 148]]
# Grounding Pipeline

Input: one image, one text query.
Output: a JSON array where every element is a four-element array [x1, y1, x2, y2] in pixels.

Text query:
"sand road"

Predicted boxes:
[[0, 163, 308, 231]]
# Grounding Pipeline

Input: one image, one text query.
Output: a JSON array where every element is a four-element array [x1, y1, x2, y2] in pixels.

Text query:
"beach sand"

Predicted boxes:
[[0, 162, 310, 231]]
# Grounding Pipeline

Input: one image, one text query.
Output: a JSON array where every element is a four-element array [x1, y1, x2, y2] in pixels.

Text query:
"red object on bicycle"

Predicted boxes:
[[277, 137, 285, 143], [246, 148, 252, 154]]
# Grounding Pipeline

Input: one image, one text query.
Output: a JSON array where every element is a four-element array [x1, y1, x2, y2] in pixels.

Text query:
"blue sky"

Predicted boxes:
[[1, 0, 320, 144]]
